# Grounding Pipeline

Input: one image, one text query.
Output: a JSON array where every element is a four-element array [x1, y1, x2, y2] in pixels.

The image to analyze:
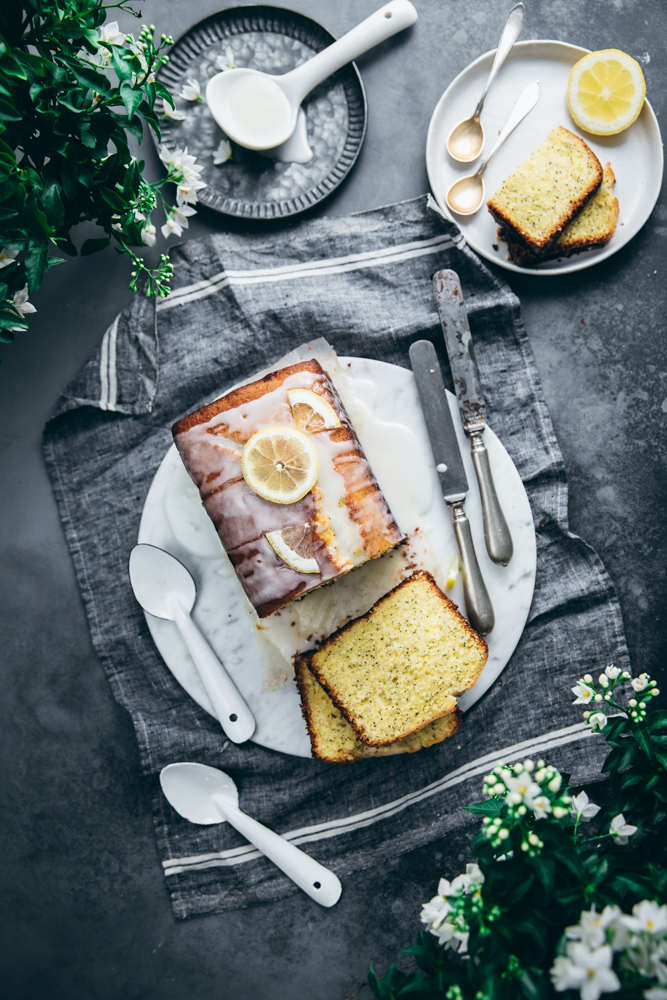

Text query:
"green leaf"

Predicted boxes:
[[25, 195, 52, 237], [80, 237, 110, 256], [138, 99, 160, 138], [65, 60, 110, 94], [648, 711, 667, 732], [465, 800, 504, 817], [635, 727, 653, 760], [42, 183, 64, 229], [98, 186, 126, 212], [80, 127, 96, 148], [110, 48, 133, 83], [0, 96, 21, 121], [153, 81, 174, 107], [120, 84, 143, 121], [532, 855, 555, 892], [24, 242, 49, 293]]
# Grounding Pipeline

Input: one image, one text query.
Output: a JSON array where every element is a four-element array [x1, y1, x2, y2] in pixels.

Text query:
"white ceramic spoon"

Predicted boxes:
[[129, 544, 255, 744], [160, 762, 342, 907], [205, 0, 418, 151]]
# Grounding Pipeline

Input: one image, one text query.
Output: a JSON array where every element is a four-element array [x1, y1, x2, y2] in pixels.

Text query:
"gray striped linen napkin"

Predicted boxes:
[[43, 195, 629, 918]]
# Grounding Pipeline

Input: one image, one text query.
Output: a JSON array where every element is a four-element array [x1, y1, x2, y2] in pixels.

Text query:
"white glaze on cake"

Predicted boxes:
[[172, 361, 403, 616]]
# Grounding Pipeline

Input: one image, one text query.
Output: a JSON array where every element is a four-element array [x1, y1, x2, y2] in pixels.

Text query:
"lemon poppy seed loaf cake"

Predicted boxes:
[[307, 571, 488, 747], [172, 360, 403, 617], [499, 163, 618, 266], [487, 126, 603, 254], [295, 654, 461, 762]]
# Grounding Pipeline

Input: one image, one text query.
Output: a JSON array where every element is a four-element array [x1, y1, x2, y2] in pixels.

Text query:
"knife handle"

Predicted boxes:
[[469, 431, 514, 567], [450, 502, 495, 636]]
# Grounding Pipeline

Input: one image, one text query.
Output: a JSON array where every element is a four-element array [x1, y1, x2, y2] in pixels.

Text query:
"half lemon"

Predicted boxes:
[[287, 388, 341, 433], [266, 523, 320, 574], [242, 426, 319, 504], [567, 49, 646, 136]]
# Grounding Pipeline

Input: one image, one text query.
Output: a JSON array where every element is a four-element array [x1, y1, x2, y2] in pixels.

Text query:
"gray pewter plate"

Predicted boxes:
[[156, 5, 367, 219]]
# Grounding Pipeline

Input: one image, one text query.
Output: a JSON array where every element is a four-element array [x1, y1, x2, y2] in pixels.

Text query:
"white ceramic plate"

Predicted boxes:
[[138, 358, 536, 757], [426, 40, 663, 275]]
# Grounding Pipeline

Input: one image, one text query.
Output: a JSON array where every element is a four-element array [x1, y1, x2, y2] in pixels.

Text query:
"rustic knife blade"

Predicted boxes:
[[409, 339, 494, 636], [409, 339, 468, 503], [433, 269, 485, 433], [433, 269, 514, 567]]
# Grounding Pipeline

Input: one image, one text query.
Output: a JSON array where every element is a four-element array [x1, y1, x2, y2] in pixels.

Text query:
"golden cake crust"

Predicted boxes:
[[172, 360, 324, 437]]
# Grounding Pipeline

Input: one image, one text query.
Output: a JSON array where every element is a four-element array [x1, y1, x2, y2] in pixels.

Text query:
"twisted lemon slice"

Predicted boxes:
[[241, 426, 318, 504], [266, 523, 320, 574], [567, 49, 645, 136], [287, 388, 341, 433]]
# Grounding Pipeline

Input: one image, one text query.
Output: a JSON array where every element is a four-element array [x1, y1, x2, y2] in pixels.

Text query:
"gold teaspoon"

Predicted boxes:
[[446, 80, 539, 216], [447, 3, 525, 163]]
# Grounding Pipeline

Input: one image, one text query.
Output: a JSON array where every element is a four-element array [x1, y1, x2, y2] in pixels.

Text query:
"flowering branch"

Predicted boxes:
[[368, 662, 667, 1000]]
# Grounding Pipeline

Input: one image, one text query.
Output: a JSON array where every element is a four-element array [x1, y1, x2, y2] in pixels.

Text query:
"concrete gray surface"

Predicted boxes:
[[1, 1, 665, 998]]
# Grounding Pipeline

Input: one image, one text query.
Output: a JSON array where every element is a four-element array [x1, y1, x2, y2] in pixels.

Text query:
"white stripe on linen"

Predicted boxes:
[[156, 234, 455, 312], [98, 314, 120, 410], [162, 722, 593, 876]]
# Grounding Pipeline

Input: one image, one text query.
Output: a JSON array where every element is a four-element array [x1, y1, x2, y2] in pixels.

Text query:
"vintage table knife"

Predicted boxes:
[[433, 269, 514, 567], [409, 340, 494, 636]]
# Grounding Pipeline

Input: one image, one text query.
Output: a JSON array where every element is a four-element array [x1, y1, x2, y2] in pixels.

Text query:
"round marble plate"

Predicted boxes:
[[156, 5, 366, 218], [426, 40, 663, 275], [138, 358, 536, 758]]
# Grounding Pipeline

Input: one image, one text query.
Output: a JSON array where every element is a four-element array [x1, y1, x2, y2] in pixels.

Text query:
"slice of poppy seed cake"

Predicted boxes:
[[500, 162, 619, 266], [307, 571, 488, 748], [295, 653, 461, 762], [487, 126, 603, 254]]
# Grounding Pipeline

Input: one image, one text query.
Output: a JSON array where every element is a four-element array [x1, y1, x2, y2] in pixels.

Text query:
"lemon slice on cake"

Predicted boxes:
[[287, 388, 341, 433], [266, 523, 320, 573], [242, 426, 318, 504], [567, 49, 646, 136]]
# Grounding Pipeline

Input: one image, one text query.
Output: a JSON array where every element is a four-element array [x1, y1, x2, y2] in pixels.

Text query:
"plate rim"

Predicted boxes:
[[138, 355, 537, 754], [426, 38, 664, 276], [155, 3, 368, 220]]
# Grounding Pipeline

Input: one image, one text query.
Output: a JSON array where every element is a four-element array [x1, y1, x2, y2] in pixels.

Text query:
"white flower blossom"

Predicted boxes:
[[11, 284, 37, 317], [573, 683, 596, 705], [213, 138, 233, 165], [589, 712, 607, 732], [98, 21, 126, 45], [566, 906, 621, 949], [0, 247, 18, 269], [605, 665, 621, 680], [160, 203, 197, 240], [632, 674, 650, 692], [159, 146, 207, 207], [551, 944, 620, 1000], [215, 46, 236, 71], [163, 103, 187, 121], [504, 773, 542, 808], [530, 794, 552, 819], [141, 223, 156, 247], [645, 989, 667, 1000], [621, 901, 667, 937], [180, 78, 202, 101], [610, 814, 637, 845], [420, 891, 450, 927], [571, 791, 601, 822]]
